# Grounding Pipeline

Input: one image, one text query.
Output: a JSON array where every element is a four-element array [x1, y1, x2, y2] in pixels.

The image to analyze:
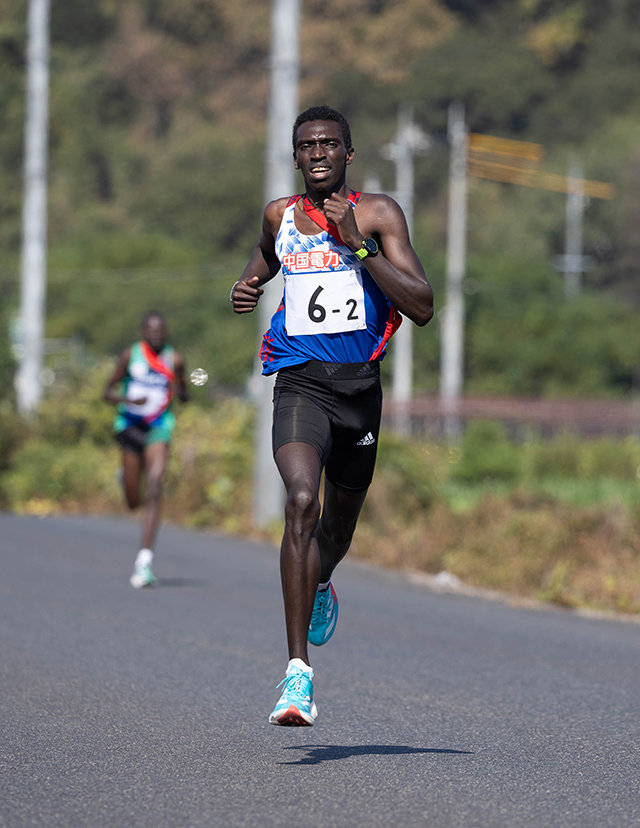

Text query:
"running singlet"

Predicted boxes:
[[259, 193, 401, 375], [114, 341, 176, 434]]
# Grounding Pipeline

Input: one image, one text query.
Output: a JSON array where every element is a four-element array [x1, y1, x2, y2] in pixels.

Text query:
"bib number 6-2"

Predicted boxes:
[[284, 268, 366, 335], [308, 286, 358, 324]]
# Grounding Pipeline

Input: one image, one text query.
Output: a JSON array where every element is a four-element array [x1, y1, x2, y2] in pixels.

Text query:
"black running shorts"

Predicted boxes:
[[115, 423, 150, 454], [272, 360, 382, 492]]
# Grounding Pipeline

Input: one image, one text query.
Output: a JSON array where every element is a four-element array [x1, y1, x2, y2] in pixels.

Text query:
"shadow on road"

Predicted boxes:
[[278, 744, 473, 765]]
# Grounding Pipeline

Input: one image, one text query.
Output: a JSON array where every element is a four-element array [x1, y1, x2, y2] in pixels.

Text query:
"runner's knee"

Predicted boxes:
[[285, 486, 320, 534], [146, 473, 164, 502]]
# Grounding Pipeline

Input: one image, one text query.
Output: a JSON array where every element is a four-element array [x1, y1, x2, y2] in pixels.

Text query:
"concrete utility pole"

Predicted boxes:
[[563, 157, 586, 300], [16, 0, 50, 416], [440, 101, 468, 438], [550, 157, 596, 297], [252, 0, 300, 528], [382, 104, 429, 435]]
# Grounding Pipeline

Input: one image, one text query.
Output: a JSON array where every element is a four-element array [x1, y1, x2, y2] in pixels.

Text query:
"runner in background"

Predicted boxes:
[[104, 311, 189, 587]]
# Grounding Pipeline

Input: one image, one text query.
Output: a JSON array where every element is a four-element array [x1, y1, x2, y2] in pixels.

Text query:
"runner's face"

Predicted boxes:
[[142, 317, 167, 352], [293, 120, 353, 193]]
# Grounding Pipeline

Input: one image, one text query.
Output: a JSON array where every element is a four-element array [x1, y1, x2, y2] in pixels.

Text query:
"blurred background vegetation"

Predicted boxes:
[[1, 0, 639, 613], [2, 368, 639, 614], [1, 0, 640, 395]]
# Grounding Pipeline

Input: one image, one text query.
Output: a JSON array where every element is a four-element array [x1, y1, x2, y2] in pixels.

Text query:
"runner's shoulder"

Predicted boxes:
[[356, 192, 404, 232], [265, 196, 293, 219], [358, 191, 401, 212]]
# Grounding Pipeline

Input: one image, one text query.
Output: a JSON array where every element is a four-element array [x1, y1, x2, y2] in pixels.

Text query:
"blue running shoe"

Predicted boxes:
[[308, 583, 338, 646], [268, 661, 318, 726]]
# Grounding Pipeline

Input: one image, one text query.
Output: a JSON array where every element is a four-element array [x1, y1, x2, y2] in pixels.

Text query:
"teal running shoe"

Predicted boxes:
[[308, 583, 338, 646], [268, 662, 318, 726], [129, 563, 157, 588]]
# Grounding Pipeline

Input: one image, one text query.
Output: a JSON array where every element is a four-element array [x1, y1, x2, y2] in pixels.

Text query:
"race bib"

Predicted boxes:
[[284, 268, 367, 336], [124, 381, 169, 419]]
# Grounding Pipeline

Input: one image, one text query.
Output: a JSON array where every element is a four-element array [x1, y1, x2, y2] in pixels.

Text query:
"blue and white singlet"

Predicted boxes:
[[259, 195, 400, 375]]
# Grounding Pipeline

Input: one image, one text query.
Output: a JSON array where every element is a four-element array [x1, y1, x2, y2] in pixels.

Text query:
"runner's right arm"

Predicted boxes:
[[103, 348, 145, 405], [231, 200, 285, 314]]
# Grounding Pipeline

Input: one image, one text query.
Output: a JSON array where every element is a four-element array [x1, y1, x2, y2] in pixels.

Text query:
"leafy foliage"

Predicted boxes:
[[452, 420, 521, 483], [2, 0, 640, 404]]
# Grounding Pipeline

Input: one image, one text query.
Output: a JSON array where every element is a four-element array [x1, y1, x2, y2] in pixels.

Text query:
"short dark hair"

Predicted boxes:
[[142, 310, 166, 327], [292, 106, 352, 153]]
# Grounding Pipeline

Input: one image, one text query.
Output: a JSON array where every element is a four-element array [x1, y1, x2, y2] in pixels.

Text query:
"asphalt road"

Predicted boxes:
[[1, 512, 639, 827]]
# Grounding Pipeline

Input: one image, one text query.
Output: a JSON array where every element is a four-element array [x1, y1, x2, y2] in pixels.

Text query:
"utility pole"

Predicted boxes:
[[550, 157, 595, 297], [440, 101, 467, 439], [563, 157, 585, 300], [382, 104, 429, 435], [252, 0, 300, 528], [16, 0, 50, 416]]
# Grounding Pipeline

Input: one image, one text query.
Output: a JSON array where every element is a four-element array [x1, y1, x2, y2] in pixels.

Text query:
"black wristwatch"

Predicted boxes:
[[354, 237, 379, 260]]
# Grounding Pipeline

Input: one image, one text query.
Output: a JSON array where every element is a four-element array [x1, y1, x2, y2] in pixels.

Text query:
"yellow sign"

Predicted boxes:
[[469, 133, 545, 163], [467, 133, 615, 199]]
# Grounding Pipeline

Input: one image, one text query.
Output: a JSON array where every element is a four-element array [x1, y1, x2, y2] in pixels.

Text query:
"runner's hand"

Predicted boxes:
[[323, 192, 361, 250], [232, 276, 264, 314]]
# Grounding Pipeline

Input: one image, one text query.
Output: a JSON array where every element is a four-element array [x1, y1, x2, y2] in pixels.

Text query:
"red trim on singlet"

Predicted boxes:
[[369, 306, 403, 361], [293, 190, 360, 246], [140, 341, 175, 384], [139, 341, 176, 422], [280, 191, 401, 363]]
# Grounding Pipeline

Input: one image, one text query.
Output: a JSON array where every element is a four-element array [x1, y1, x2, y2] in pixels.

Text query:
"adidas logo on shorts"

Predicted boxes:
[[355, 364, 374, 377], [322, 363, 341, 376], [356, 432, 376, 446]]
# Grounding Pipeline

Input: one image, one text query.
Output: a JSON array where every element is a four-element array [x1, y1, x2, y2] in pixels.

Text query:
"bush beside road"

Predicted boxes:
[[2, 366, 639, 617]]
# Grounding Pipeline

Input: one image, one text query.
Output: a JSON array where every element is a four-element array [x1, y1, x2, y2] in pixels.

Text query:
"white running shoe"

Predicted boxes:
[[129, 563, 157, 588], [269, 661, 318, 726]]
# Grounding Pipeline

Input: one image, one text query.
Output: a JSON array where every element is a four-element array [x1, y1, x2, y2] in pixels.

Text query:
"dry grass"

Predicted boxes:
[[357, 482, 640, 614], [5, 391, 640, 617]]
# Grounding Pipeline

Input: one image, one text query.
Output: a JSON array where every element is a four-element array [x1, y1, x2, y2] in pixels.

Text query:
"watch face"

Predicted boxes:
[[363, 237, 378, 256]]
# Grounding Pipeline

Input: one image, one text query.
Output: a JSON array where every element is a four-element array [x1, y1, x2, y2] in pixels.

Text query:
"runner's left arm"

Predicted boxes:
[[174, 351, 190, 402], [327, 192, 434, 326]]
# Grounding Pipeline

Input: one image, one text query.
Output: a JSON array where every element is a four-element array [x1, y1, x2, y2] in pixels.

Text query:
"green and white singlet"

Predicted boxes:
[[114, 341, 176, 445]]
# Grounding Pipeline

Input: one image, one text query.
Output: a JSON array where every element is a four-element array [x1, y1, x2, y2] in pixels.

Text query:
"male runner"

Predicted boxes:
[[231, 105, 434, 725], [104, 311, 189, 587]]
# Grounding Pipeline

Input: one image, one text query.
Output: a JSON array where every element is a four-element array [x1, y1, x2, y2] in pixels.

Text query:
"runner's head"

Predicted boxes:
[[141, 311, 167, 353], [292, 107, 354, 192], [292, 106, 352, 154]]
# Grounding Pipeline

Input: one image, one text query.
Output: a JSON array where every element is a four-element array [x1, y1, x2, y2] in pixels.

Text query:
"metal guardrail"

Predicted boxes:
[[383, 395, 640, 437]]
